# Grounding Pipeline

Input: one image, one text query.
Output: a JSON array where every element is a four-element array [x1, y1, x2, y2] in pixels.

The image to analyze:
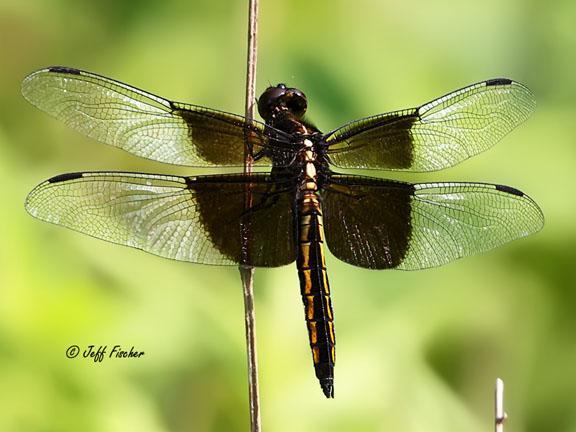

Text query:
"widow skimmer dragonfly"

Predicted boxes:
[[22, 66, 543, 398]]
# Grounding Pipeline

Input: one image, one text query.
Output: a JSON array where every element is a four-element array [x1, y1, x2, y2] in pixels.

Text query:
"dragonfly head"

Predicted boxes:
[[258, 83, 307, 121]]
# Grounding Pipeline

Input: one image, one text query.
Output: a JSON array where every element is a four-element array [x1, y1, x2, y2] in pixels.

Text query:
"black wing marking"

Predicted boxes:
[[321, 175, 543, 269], [324, 79, 535, 171], [21, 67, 290, 167], [25, 172, 297, 267]]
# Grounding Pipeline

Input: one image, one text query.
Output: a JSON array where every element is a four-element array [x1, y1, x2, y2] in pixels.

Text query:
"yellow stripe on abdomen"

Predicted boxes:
[[297, 189, 336, 398]]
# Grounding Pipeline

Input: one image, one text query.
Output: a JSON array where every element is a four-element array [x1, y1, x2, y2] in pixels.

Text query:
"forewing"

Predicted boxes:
[[25, 172, 296, 267], [21, 67, 277, 167], [322, 175, 543, 269], [325, 79, 535, 171]]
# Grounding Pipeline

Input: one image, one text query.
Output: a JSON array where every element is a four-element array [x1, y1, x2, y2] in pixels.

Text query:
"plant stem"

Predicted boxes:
[[239, 0, 261, 431], [495, 378, 507, 432]]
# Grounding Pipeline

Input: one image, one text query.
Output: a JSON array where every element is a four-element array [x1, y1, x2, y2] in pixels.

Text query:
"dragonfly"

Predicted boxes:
[[22, 66, 544, 398]]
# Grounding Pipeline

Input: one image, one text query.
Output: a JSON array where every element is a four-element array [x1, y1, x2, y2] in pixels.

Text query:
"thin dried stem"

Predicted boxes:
[[495, 378, 507, 432], [239, 0, 261, 431]]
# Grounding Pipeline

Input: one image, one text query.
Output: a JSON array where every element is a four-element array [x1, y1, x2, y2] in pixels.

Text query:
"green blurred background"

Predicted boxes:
[[1, 0, 575, 431]]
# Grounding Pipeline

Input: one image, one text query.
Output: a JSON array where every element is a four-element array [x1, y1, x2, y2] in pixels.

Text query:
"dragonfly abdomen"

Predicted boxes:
[[297, 186, 336, 398]]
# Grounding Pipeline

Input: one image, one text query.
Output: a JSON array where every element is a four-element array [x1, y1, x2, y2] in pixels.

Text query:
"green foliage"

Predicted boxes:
[[1, 0, 575, 430]]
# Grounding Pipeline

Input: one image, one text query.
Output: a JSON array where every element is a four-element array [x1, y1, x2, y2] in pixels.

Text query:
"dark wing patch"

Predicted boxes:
[[48, 172, 84, 183], [486, 78, 513, 86], [328, 111, 417, 169], [495, 184, 523, 196], [47, 66, 81, 75], [21, 67, 281, 167], [321, 176, 414, 269], [324, 79, 535, 172], [322, 175, 544, 269], [25, 172, 297, 267], [190, 174, 297, 267]]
